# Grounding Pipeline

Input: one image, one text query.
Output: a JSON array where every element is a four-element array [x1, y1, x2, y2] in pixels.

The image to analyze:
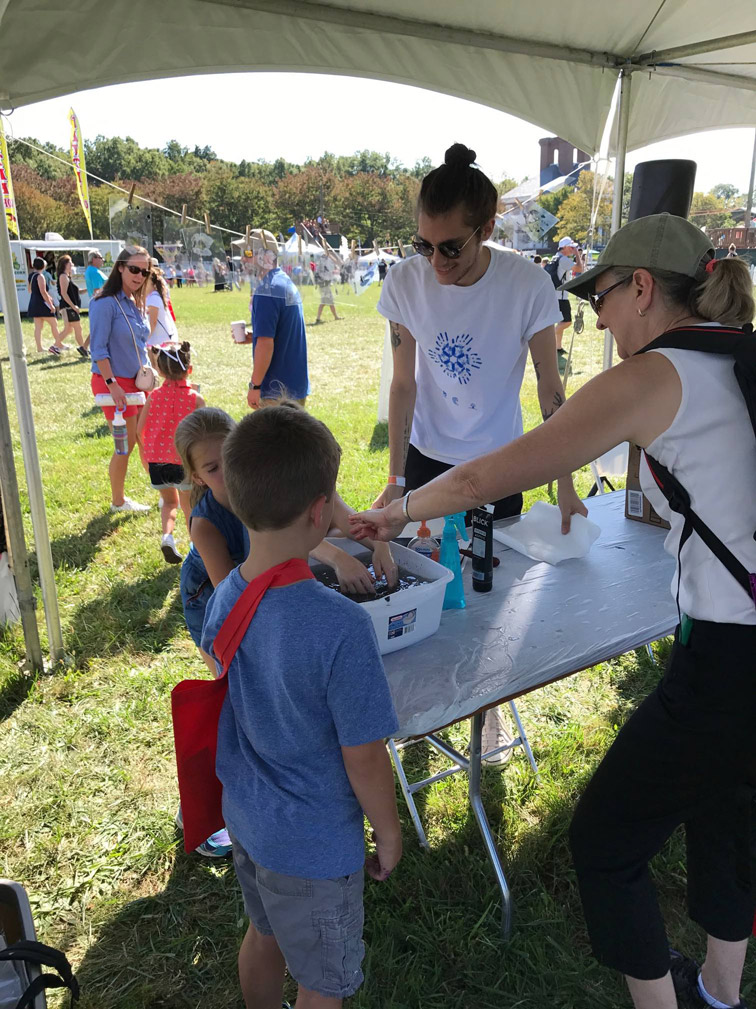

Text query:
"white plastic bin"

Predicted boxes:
[[312, 539, 452, 655]]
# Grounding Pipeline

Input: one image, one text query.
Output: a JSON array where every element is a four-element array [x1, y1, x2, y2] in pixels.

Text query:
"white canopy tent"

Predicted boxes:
[[2, 0, 756, 664]]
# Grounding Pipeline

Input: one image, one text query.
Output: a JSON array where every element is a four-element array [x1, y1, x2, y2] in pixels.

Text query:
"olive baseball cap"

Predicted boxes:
[[561, 213, 714, 300]]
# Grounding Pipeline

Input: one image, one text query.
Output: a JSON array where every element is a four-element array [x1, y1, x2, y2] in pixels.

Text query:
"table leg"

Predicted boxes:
[[387, 739, 430, 851], [469, 711, 512, 939], [508, 701, 539, 778]]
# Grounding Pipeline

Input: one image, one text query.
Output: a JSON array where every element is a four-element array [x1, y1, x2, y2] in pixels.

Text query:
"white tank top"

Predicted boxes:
[[640, 341, 756, 625]]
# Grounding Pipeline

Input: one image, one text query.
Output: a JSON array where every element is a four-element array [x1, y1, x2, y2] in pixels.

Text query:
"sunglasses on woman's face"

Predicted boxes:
[[589, 276, 631, 315], [412, 226, 481, 260], [122, 264, 150, 278]]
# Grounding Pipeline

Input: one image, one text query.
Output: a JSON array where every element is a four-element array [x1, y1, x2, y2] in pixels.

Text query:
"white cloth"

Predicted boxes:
[[640, 344, 756, 625], [492, 502, 601, 564], [556, 253, 573, 300], [145, 291, 178, 346], [377, 248, 561, 466]]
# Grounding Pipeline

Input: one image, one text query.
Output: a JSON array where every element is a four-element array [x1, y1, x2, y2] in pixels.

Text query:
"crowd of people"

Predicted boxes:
[[21, 141, 756, 1009]]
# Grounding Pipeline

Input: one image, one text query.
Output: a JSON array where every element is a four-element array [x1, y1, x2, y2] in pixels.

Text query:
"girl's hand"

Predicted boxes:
[[332, 552, 376, 596], [556, 478, 588, 534], [372, 541, 398, 587]]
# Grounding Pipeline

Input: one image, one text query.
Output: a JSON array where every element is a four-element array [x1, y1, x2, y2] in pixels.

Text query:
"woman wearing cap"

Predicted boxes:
[[352, 213, 756, 1009]]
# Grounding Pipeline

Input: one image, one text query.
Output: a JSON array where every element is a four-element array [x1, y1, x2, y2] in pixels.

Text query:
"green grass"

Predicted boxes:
[[0, 282, 737, 1008]]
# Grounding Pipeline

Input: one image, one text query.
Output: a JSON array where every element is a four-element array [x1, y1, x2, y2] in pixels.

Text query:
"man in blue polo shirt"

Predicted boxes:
[[247, 232, 309, 410], [85, 249, 108, 299]]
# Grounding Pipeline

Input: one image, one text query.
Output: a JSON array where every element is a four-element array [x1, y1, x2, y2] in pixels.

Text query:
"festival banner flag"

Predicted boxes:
[[69, 108, 93, 238], [0, 119, 19, 237]]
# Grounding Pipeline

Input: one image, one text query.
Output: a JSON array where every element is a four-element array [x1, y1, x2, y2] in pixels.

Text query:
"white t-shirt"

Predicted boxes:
[[145, 291, 178, 346], [640, 337, 756, 625], [556, 254, 573, 300], [377, 247, 561, 466]]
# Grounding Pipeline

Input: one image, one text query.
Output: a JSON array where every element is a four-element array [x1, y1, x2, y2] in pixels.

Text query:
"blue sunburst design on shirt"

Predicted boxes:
[[428, 332, 482, 385]]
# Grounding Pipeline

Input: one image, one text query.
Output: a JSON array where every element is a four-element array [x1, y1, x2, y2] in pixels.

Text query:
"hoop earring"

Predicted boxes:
[[638, 309, 646, 317]]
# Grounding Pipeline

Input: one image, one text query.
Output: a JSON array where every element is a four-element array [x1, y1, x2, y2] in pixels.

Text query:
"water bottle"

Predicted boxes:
[[439, 513, 468, 610], [112, 408, 129, 455], [407, 520, 439, 562]]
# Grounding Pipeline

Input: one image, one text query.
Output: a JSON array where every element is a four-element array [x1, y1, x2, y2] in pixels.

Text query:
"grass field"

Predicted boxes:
[[0, 280, 741, 1009]]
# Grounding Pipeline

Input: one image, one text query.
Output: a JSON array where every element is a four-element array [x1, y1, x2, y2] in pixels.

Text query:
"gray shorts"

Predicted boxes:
[[318, 284, 334, 305], [230, 832, 365, 999]]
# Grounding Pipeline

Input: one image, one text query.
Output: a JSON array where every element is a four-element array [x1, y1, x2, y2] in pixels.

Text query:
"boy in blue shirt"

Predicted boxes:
[[202, 403, 401, 1008]]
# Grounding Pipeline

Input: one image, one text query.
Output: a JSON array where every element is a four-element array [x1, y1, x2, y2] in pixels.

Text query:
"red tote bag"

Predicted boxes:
[[171, 558, 314, 852]]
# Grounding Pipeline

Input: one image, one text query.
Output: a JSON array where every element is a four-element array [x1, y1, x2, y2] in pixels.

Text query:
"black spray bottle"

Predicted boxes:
[[471, 504, 494, 592]]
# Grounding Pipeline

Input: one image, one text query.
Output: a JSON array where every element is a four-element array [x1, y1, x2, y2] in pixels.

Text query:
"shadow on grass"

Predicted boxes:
[[69, 566, 185, 666], [0, 666, 36, 723], [369, 422, 388, 453], [49, 513, 122, 571]]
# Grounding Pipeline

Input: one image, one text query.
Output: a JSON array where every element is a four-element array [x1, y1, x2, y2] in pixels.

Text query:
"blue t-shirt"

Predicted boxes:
[[251, 267, 309, 400], [85, 264, 108, 298], [203, 572, 398, 879]]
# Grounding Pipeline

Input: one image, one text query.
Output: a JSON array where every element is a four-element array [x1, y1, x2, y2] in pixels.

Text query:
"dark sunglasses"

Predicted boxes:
[[122, 264, 150, 278], [412, 226, 481, 260], [589, 276, 631, 315]]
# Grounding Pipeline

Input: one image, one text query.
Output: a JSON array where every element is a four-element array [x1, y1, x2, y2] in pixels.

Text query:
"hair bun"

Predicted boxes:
[[444, 143, 476, 169]]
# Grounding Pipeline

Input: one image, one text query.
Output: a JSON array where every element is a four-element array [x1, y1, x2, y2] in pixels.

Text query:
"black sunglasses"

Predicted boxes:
[[122, 264, 150, 278], [589, 276, 631, 315], [412, 226, 481, 260]]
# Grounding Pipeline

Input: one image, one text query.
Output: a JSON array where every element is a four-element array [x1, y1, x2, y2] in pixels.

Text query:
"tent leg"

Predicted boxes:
[[604, 69, 632, 372], [744, 128, 756, 248], [0, 362, 43, 671], [0, 211, 65, 664]]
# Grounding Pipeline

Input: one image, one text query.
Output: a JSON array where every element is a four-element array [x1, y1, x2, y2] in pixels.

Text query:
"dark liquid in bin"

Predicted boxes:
[[312, 561, 430, 604]]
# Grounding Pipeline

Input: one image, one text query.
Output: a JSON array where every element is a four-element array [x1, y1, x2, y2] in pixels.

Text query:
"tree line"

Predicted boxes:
[[7, 136, 442, 243]]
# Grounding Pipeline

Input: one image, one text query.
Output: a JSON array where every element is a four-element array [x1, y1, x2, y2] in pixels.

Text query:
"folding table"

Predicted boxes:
[[381, 491, 678, 937]]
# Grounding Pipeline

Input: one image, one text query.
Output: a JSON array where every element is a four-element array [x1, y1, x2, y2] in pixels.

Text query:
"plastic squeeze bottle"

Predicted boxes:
[[112, 408, 129, 456], [439, 512, 468, 610], [407, 520, 440, 561]]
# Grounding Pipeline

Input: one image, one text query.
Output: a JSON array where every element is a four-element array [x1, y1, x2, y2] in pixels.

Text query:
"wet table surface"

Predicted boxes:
[[382, 492, 677, 738]]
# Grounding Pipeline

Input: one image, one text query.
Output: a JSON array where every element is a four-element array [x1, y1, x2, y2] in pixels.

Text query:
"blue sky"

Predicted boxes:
[[4, 72, 754, 194]]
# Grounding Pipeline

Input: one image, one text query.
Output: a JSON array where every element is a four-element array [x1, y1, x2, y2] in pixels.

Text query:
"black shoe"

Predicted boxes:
[[77, 345, 90, 358], [670, 949, 700, 1005], [670, 949, 749, 1008]]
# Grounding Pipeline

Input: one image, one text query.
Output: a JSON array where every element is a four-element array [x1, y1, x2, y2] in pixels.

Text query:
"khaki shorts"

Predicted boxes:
[[318, 284, 334, 306], [230, 832, 365, 999]]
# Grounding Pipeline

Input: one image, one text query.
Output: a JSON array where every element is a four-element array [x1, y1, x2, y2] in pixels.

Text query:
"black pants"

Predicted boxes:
[[569, 619, 756, 979], [404, 444, 522, 524]]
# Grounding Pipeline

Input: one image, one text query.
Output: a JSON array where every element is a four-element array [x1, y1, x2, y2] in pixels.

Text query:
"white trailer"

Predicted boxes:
[[0, 239, 123, 315]]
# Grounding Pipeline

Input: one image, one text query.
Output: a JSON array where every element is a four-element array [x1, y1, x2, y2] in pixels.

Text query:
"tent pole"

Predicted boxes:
[[0, 210, 65, 664], [604, 69, 632, 371], [744, 128, 756, 249], [0, 361, 43, 671]]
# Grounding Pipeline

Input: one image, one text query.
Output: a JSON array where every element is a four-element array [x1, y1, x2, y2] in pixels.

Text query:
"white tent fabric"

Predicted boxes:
[[2, 2, 756, 154]]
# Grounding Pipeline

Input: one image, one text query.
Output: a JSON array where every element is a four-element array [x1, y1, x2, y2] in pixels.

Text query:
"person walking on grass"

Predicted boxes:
[[136, 340, 203, 565], [372, 142, 585, 764], [313, 259, 343, 324], [84, 249, 108, 300], [351, 213, 756, 1009], [203, 402, 401, 1009], [89, 245, 152, 514], [552, 236, 584, 373], [56, 255, 89, 359], [27, 257, 66, 356]]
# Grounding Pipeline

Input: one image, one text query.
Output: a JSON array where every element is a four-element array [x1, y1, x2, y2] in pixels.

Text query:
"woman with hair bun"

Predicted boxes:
[[354, 213, 756, 1009], [373, 142, 585, 761]]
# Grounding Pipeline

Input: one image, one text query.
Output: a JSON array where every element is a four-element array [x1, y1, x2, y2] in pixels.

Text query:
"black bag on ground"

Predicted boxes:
[[0, 940, 79, 1009], [638, 323, 756, 609]]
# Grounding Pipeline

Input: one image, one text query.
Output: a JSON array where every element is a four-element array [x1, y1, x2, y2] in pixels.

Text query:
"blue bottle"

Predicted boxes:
[[439, 512, 468, 610]]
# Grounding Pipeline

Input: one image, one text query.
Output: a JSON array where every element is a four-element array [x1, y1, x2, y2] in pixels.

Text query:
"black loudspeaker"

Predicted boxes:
[[627, 159, 697, 222]]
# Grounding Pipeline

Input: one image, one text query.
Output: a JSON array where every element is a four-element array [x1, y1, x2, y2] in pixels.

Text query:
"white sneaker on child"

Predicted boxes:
[[161, 533, 183, 564], [481, 706, 515, 767]]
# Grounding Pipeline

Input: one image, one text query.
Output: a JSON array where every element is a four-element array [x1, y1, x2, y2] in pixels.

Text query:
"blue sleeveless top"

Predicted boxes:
[[181, 490, 249, 595]]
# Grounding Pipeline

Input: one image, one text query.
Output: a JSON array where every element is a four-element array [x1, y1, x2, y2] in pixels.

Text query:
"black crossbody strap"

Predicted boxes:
[[644, 452, 755, 603]]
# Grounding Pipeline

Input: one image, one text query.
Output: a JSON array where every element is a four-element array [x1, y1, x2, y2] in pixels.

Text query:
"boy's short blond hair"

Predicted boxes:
[[223, 402, 341, 531]]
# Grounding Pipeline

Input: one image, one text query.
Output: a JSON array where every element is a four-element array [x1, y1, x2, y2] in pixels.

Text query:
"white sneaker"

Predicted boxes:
[[110, 497, 150, 513], [161, 533, 183, 564], [480, 706, 514, 767]]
